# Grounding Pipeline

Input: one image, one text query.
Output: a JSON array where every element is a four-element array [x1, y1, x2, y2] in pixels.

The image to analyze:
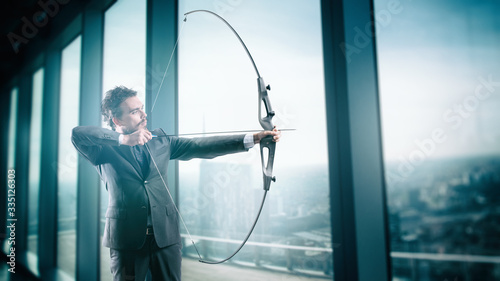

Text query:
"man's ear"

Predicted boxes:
[[112, 117, 122, 128]]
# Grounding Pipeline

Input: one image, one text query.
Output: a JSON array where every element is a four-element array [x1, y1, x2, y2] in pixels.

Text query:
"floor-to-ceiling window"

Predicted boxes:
[[100, 0, 146, 279], [57, 35, 82, 279], [28, 68, 44, 273], [374, 0, 500, 280], [177, 1, 332, 279]]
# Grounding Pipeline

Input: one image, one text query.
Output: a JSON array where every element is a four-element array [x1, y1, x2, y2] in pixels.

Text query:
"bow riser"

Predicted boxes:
[[258, 77, 275, 131], [257, 77, 276, 191]]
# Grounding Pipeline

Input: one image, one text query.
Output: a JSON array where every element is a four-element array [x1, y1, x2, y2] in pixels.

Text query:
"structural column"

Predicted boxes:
[[39, 50, 61, 278], [322, 0, 390, 280], [146, 0, 179, 199], [76, 2, 106, 280]]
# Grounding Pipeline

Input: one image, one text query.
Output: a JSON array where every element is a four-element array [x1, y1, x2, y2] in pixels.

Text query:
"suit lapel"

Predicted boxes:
[[117, 145, 144, 179], [117, 130, 162, 180]]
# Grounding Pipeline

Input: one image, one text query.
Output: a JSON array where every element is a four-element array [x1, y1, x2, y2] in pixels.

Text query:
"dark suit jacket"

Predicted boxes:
[[71, 126, 247, 250]]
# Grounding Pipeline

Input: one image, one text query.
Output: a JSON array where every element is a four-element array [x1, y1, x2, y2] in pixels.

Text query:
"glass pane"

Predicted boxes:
[[3, 87, 18, 255], [102, 0, 146, 101], [28, 68, 44, 273], [374, 0, 500, 280], [57, 35, 82, 278], [100, 0, 146, 280], [8, 88, 18, 170], [178, 1, 332, 279]]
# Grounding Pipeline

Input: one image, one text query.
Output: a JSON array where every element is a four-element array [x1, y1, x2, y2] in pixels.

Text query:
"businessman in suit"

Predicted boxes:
[[71, 86, 280, 281]]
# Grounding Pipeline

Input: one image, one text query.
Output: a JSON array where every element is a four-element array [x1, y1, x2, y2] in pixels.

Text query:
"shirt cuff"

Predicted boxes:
[[243, 133, 255, 149], [118, 134, 124, 145]]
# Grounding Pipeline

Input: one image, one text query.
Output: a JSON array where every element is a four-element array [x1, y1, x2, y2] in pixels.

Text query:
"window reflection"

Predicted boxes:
[[178, 1, 332, 279], [57, 35, 82, 278], [374, 0, 500, 280], [28, 68, 44, 271], [100, 0, 146, 280]]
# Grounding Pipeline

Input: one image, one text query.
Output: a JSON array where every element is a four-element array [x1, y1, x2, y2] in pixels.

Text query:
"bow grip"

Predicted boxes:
[[260, 138, 276, 191]]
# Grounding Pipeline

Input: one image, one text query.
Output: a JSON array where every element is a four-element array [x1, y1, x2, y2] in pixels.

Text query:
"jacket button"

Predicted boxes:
[[144, 180, 148, 184]]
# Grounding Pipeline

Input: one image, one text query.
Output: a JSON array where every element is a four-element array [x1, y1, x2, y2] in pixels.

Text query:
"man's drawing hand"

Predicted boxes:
[[121, 129, 153, 146]]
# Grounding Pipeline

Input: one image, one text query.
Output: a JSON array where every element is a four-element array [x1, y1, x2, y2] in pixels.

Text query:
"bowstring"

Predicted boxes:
[[147, 16, 200, 258], [145, 144, 203, 260], [150, 17, 187, 113]]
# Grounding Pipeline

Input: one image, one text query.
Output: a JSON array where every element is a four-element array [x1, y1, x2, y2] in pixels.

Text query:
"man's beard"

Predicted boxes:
[[123, 119, 147, 134]]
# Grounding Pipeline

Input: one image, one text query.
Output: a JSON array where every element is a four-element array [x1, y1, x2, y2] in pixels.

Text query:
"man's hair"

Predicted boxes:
[[101, 86, 138, 130]]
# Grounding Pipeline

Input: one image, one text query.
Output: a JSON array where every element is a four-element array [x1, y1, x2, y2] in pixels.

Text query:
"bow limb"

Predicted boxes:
[[184, 10, 260, 77], [199, 191, 268, 264]]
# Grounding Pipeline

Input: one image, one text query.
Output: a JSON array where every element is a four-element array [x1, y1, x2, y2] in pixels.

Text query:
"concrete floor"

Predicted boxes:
[[180, 258, 330, 281]]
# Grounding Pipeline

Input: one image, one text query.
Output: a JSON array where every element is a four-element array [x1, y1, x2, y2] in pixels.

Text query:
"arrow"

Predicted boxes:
[[151, 128, 295, 138]]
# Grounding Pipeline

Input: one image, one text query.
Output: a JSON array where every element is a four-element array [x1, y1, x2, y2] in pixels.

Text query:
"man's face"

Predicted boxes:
[[113, 96, 147, 134]]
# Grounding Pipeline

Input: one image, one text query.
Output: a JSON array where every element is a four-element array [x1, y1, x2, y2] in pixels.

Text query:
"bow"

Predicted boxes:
[[147, 9, 277, 264], [184, 9, 277, 192]]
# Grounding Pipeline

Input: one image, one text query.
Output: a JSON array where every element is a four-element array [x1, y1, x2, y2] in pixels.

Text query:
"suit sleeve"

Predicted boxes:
[[168, 134, 247, 161], [72, 126, 121, 165]]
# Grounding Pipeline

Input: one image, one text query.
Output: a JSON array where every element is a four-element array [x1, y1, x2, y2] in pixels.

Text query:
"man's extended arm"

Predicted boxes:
[[168, 133, 247, 161], [167, 127, 282, 160]]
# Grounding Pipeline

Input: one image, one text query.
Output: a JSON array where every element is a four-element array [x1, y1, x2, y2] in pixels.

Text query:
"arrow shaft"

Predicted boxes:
[[152, 128, 295, 138]]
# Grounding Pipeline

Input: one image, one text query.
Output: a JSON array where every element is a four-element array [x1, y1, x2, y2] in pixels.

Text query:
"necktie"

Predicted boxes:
[[132, 145, 149, 177]]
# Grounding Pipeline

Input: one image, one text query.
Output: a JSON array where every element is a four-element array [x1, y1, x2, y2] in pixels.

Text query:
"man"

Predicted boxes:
[[72, 86, 280, 281]]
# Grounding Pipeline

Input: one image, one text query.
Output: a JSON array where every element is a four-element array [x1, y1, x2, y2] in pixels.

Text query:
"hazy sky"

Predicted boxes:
[[177, 0, 327, 166], [375, 0, 500, 160], [102, 0, 146, 99]]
